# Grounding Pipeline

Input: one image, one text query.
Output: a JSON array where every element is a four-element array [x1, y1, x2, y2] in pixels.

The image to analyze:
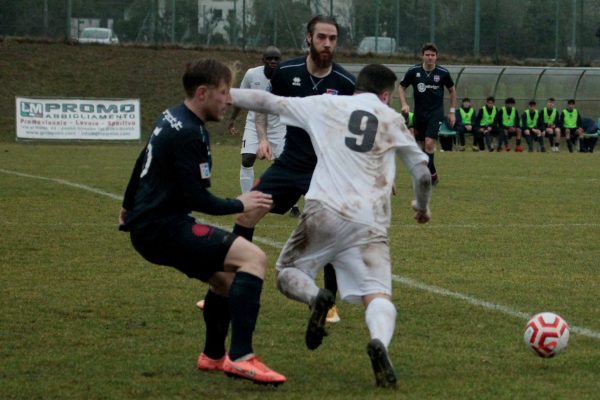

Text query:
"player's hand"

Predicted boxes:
[[238, 191, 273, 211], [257, 139, 273, 161], [411, 200, 431, 224], [227, 121, 237, 136], [401, 104, 410, 114], [118, 207, 128, 226], [447, 113, 456, 128]]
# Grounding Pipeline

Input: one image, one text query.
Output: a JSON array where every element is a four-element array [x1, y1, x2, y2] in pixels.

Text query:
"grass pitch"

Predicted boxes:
[[1, 142, 599, 399]]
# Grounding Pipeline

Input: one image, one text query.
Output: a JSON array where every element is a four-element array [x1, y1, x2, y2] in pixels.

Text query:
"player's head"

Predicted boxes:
[[546, 97, 555, 108], [462, 97, 471, 107], [262, 46, 281, 79], [528, 100, 537, 109], [486, 96, 495, 106], [182, 59, 232, 122], [355, 64, 397, 105], [306, 15, 338, 69], [566, 99, 575, 110], [421, 42, 438, 68], [505, 97, 515, 107]]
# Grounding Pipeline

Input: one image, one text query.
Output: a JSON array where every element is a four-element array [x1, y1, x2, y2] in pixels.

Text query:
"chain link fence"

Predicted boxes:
[[2, 0, 600, 63]]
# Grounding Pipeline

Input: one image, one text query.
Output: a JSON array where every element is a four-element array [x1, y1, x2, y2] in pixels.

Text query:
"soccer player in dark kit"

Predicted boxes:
[[118, 58, 286, 386], [399, 42, 457, 186], [229, 15, 356, 323]]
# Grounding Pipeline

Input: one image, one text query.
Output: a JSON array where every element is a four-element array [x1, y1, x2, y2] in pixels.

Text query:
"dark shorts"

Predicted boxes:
[[253, 160, 313, 214], [501, 126, 520, 138], [130, 215, 237, 282], [414, 109, 444, 141]]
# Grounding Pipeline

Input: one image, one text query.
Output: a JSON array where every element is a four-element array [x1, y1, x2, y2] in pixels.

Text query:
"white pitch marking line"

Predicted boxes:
[[2, 168, 599, 340]]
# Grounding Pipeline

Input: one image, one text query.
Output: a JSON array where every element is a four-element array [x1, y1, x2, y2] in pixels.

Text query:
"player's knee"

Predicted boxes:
[[238, 244, 267, 279], [207, 272, 234, 296], [241, 153, 256, 168], [275, 270, 286, 294]]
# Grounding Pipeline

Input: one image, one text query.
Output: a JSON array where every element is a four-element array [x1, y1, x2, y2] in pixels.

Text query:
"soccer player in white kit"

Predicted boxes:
[[230, 64, 433, 388], [227, 46, 286, 193]]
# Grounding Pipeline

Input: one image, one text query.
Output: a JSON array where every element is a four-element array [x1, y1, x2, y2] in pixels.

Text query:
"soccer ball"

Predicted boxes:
[[523, 312, 570, 358]]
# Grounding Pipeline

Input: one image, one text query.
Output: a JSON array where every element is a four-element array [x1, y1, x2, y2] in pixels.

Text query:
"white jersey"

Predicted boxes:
[[239, 66, 286, 137], [278, 93, 428, 232]]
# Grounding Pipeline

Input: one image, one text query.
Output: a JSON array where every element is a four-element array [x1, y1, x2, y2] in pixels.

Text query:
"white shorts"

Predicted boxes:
[[276, 200, 392, 304], [241, 127, 286, 159]]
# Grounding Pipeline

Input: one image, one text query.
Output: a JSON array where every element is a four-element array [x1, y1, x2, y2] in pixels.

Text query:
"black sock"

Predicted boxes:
[[426, 152, 436, 175], [228, 272, 263, 361], [233, 224, 254, 242], [323, 264, 338, 299], [202, 289, 230, 360]]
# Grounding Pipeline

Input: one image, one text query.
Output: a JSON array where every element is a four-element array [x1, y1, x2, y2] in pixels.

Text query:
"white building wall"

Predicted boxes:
[[197, 0, 351, 44]]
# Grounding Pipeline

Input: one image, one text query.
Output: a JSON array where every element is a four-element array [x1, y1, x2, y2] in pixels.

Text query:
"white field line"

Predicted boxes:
[[2, 167, 599, 340]]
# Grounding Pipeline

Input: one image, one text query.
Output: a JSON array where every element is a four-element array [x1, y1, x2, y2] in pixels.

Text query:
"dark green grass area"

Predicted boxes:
[[1, 143, 599, 399], [0, 39, 401, 145]]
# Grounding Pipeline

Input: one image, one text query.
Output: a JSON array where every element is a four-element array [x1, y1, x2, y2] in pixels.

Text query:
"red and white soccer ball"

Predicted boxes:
[[523, 312, 570, 358]]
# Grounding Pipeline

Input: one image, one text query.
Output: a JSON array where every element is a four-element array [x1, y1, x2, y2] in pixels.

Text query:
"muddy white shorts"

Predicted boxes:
[[276, 200, 392, 304]]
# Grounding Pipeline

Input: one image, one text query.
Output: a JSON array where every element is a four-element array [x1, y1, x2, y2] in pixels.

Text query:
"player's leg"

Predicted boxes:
[[333, 229, 397, 388], [198, 272, 233, 371], [240, 153, 257, 193], [545, 128, 555, 150], [364, 294, 397, 388], [324, 264, 340, 322], [536, 129, 546, 152], [522, 129, 533, 152], [457, 126, 466, 150], [515, 127, 524, 152], [421, 115, 440, 185], [555, 127, 562, 152], [240, 128, 259, 193], [219, 237, 286, 384], [275, 201, 338, 350]]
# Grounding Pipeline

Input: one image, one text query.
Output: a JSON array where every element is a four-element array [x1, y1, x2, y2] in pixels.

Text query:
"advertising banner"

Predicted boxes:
[[16, 97, 141, 141]]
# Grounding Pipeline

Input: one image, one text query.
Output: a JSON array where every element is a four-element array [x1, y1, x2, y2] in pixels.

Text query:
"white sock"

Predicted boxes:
[[365, 297, 397, 348], [240, 166, 254, 193], [277, 268, 319, 305]]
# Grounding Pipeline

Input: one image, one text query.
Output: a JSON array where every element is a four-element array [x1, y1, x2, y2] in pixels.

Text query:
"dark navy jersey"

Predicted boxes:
[[121, 103, 242, 231], [270, 56, 355, 171], [400, 64, 454, 115]]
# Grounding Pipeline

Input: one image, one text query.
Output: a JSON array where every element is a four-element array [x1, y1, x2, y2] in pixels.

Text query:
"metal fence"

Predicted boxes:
[[3, 0, 600, 62]]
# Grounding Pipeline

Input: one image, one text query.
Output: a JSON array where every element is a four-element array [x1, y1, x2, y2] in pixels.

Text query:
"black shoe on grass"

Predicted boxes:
[[367, 339, 397, 388], [305, 289, 335, 350]]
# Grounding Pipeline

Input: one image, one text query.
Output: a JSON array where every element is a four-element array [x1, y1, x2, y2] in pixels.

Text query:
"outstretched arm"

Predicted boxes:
[[230, 88, 284, 115]]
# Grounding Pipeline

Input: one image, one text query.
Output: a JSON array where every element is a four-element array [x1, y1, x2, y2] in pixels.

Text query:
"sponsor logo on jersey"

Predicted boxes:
[[326, 89, 338, 95], [434, 75, 440, 83], [199, 162, 211, 179], [292, 77, 301, 86], [416, 72, 421, 78], [162, 110, 183, 131], [417, 83, 440, 93]]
